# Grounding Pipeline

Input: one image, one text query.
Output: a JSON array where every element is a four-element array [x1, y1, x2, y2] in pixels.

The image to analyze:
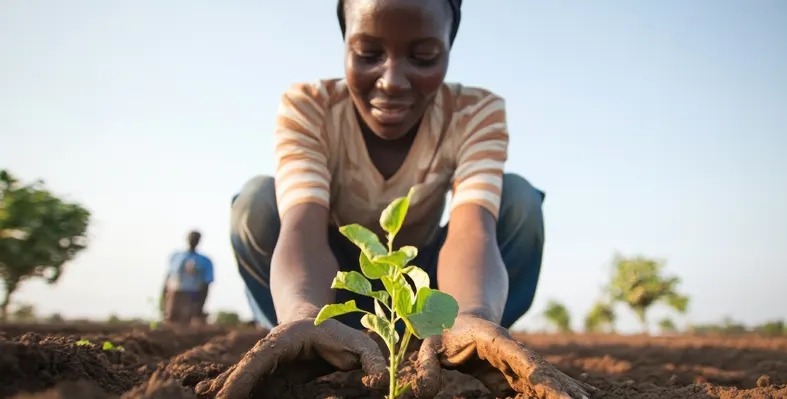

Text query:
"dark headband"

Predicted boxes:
[[336, 0, 462, 46]]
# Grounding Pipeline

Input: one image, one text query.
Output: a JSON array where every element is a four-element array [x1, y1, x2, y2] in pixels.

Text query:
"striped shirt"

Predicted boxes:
[[274, 79, 509, 247]]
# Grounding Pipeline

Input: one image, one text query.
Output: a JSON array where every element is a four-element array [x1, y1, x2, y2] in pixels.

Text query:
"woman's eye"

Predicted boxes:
[[411, 53, 440, 66], [355, 51, 383, 63]]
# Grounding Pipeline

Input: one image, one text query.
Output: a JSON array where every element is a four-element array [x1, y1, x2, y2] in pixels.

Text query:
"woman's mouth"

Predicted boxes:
[[370, 102, 412, 125]]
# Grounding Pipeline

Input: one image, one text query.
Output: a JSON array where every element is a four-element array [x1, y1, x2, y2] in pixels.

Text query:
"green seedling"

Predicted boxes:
[[74, 339, 124, 352], [102, 341, 125, 352], [148, 296, 161, 330], [314, 187, 459, 398]]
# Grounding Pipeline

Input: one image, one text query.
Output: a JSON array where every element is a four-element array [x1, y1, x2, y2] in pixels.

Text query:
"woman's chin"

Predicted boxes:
[[366, 119, 419, 141]]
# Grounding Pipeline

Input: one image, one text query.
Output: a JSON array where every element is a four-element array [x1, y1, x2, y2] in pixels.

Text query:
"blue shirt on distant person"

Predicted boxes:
[[166, 251, 214, 292]]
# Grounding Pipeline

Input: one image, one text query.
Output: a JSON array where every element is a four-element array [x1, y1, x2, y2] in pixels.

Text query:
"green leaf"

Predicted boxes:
[[405, 288, 459, 339], [361, 314, 399, 344], [395, 284, 415, 316], [359, 253, 392, 279], [396, 382, 413, 397], [374, 299, 388, 319], [314, 300, 365, 325], [382, 274, 415, 317], [331, 270, 389, 304], [403, 265, 430, 291], [379, 195, 410, 237], [75, 339, 91, 346], [371, 290, 390, 304], [381, 274, 411, 298], [101, 341, 125, 352], [331, 271, 372, 296], [375, 246, 418, 268], [339, 224, 387, 259]]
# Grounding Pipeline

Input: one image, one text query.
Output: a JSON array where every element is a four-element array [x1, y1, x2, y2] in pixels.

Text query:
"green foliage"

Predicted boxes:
[[755, 320, 785, 337], [658, 317, 677, 334], [45, 313, 64, 323], [75, 339, 125, 352], [315, 187, 459, 398], [584, 301, 616, 333], [102, 341, 125, 352], [607, 254, 689, 332], [687, 317, 786, 337], [0, 170, 91, 320], [543, 300, 572, 333], [148, 296, 161, 330], [11, 303, 37, 323], [213, 310, 242, 326]]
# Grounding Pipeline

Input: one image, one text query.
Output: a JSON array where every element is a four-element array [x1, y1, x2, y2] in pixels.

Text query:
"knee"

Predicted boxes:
[[498, 173, 545, 240], [230, 175, 279, 251]]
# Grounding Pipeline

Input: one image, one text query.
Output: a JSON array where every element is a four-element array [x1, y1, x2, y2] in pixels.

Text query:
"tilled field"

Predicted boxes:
[[1, 323, 785, 398]]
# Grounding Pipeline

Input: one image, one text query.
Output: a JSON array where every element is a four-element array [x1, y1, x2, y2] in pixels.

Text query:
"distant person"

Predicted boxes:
[[227, 0, 592, 398], [163, 230, 214, 325]]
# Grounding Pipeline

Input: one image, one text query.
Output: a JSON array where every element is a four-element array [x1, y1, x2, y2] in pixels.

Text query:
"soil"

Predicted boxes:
[[1, 323, 785, 399]]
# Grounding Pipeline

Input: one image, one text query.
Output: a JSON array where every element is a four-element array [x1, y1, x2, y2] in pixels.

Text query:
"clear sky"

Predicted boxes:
[[1, 0, 785, 333]]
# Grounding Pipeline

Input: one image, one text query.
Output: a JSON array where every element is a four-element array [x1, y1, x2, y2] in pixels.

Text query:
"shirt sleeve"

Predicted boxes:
[[274, 83, 332, 219], [202, 257, 214, 284], [166, 253, 177, 277], [450, 91, 509, 219]]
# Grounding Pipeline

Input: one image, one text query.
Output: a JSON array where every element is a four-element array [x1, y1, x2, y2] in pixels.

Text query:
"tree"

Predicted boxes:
[[689, 317, 749, 336], [11, 303, 37, 322], [0, 170, 91, 320], [45, 313, 65, 323], [718, 316, 747, 334], [607, 254, 689, 333], [584, 301, 616, 333], [213, 311, 242, 326], [755, 320, 784, 337], [658, 318, 677, 334], [543, 300, 572, 333]]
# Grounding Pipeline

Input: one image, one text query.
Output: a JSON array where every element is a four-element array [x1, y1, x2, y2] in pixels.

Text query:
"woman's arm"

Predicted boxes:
[[270, 203, 339, 323], [269, 82, 337, 324], [438, 88, 510, 323], [437, 205, 507, 323]]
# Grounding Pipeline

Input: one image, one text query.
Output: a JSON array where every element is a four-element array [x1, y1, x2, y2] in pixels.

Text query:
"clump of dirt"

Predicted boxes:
[[10, 380, 116, 399], [2, 324, 787, 399], [0, 332, 140, 398], [161, 329, 266, 388]]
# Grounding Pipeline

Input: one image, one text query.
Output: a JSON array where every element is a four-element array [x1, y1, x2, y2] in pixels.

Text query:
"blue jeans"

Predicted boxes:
[[230, 174, 545, 330]]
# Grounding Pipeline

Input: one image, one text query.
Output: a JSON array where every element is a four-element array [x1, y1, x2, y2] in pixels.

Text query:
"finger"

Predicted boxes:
[[478, 339, 574, 398], [468, 366, 514, 398], [346, 330, 389, 390], [530, 381, 576, 399], [532, 372, 593, 399], [412, 336, 442, 399], [216, 331, 299, 399], [580, 380, 598, 394], [314, 340, 363, 371], [194, 364, 236, 396]]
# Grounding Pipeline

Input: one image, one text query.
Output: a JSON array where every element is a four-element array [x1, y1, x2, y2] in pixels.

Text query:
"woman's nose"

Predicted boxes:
[[376, 59, 411, 93]]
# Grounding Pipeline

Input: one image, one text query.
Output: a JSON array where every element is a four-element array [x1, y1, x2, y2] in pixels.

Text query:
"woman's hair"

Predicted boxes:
[[336, 0, 463, 46]]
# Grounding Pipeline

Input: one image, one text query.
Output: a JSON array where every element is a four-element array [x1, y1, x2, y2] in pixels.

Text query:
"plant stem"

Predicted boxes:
[[388, 284, 398, 398], [396, 329, 412, 366], [388, 339, 397, 398]]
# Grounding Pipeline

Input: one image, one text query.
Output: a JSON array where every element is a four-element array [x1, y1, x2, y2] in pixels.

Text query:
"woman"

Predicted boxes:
[[220, 0, 593, 398]]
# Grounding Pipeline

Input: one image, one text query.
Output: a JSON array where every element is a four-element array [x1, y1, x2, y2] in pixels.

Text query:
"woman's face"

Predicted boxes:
[[343, 0, 452, 140]]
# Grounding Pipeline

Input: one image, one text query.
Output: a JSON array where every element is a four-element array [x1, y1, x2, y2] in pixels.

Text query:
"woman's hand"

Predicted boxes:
[[195, 318, 388, 398], [413, 314, 595, 399]]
